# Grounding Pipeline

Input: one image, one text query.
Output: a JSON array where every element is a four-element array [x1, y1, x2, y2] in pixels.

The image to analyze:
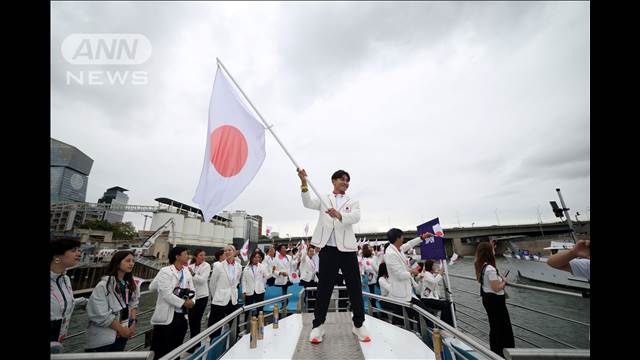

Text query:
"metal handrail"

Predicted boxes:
[[362, 291, 505, 360], [51, 352, 154, 360], [503, 348, 590, 359], [452, 287, 590, 327], [447, 273, 585, 298], [160, 293, 293, 360], [454, 307, 544, 348]]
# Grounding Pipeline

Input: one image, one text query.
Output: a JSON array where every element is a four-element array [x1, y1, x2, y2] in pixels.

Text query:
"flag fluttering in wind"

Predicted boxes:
[[418, 217, 446, 260], [266, 226, 272, 238], [240, 239, 250, 262], [304, 223, 309, 237], [193, 64, 266, 222], [449, 252, 459, 266]]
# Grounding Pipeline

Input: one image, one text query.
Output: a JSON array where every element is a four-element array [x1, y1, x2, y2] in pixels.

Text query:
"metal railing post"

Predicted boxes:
[[402, 307, 410, 331], [432, 329, 442, 360]]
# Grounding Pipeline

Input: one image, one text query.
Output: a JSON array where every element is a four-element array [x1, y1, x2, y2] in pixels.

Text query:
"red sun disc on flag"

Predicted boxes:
[[292, 273, 298, 279], [210, 125, 248, 177], [435, 231, 444, 237]]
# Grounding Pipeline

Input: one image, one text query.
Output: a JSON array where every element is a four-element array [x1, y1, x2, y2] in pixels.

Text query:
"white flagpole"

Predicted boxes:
[[216, 58, 331, 211], [442, 258, 458, 328]]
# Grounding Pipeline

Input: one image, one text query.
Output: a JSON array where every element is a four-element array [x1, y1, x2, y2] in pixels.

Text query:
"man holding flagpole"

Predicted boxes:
[[297, 168, 370, 344]]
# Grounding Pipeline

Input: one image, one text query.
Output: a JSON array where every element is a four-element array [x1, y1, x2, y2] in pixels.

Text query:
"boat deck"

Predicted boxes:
[[222, 312, 435, 359]]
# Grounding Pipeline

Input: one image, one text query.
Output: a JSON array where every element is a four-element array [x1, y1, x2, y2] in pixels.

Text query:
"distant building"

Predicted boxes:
[[98, 186, 130, 223], [221, 210, 261, 242], [50, 138, 93, 203]]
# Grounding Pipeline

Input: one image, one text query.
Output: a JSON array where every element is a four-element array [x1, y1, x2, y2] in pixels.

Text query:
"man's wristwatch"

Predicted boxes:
[[301, 184, 309, 192]]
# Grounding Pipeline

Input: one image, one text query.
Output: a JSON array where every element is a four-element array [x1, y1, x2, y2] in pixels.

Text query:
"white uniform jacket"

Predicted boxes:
[[383, 237, 423, 302], [149, 265, 195, 325], [241, 262, 269, 296], [301, 191, 361, 252], [209, 260, 242, 306], [188, 261, 211, 300]]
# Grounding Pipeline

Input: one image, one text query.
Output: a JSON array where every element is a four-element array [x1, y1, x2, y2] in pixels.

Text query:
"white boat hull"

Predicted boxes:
[[504, 256, 590, 291]]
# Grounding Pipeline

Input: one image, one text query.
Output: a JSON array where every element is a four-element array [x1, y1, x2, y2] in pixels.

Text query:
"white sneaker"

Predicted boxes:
[[352, 325, 371, 342], [309, 325, 325, 344]]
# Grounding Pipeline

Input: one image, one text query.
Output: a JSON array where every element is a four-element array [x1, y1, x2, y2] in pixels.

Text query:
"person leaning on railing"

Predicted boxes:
[[546, 239, 590, 282], [85, 251, 140, 352], [475, 241, 514, 356], [383, 228, 435, 331], [50, 237, 88, 353], [148, 246, 196, 360], [415, 260, 454, 327]]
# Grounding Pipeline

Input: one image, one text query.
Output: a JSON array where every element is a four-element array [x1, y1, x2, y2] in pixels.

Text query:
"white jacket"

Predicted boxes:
[[302, 191, 361, 252], [299, 253, 319, 283], [242, 263, 269, 296], [378, 276, 391, 297], [359, 256, 379, 285], [263, 255, 276, 279], [149, 265, 195, 325], [384, 237, 423, 302], [416, 271, 443, 300], [188, 261, 211, 300], [209, 260, 242, 306], [273, 254, 292, 285], [86, 276, 141, 349]]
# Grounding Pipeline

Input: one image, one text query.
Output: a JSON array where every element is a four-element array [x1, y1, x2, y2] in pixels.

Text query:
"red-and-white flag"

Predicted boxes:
[[193, 65, 266, 222], [240, 239, 250, 262], [266, 226, 272, 238], [433, 223, 445, 237]]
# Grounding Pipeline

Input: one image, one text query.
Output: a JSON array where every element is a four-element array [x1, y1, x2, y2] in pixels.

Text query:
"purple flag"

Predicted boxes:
[[418, 217, 446, 260]]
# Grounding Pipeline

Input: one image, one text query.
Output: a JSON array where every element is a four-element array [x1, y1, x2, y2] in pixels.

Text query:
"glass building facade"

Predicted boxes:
[[50, 138, 93, 204]]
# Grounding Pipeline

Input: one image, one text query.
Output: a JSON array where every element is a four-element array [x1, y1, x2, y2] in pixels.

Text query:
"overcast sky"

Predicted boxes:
[[51, 1, 590, 236]]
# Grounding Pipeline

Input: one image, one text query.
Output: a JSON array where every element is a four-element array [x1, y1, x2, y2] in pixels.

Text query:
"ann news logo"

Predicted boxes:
[[61, 34, 152, 86]]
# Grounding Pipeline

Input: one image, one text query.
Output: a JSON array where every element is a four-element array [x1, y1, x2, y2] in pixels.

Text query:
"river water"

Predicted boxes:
[[63, 256, 590, 353]]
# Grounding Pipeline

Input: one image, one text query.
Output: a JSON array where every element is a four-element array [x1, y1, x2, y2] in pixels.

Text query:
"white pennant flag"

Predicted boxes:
[[193, 65, 266, 222], [240, 239, 250, 262]]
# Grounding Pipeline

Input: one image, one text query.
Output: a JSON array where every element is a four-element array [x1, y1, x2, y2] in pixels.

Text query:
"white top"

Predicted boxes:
[[481, 264, 504, 295], [313, 253, 320, 273], [378, 277, 391, 297], [417, 271, 443, 300], [242, 262, 269, 295], [149, 265, 195, 325], [569, 258, 590, 281], [226, 261, 237, 285], [359, 256, 379, 285], [326, 194, 345, 247], [189, 261, 212, 300], [263, 255, 276, 279], [273, 254, 292, 285]]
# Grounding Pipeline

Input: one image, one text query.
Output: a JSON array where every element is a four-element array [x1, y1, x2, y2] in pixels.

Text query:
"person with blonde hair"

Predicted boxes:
[[208, 244, 242, 338]]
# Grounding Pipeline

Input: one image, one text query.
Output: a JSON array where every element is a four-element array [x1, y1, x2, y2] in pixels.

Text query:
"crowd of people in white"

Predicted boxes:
[[50, 232, 453, 358]]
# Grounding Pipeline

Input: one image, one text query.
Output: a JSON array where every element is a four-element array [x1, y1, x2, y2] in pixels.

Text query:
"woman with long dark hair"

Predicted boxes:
[[360, 244, 380, 309], [85, 250, 140, 352], [475, 242, 514, 356]]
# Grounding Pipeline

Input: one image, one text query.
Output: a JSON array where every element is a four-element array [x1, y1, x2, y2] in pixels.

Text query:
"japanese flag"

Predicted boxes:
[[193, 64, 266, 222], [433, 223, 445, 237], [240, 239, 250, 262]]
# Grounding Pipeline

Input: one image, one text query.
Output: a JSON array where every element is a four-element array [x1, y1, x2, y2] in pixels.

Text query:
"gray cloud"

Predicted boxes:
[[51, 2, 590, 234]]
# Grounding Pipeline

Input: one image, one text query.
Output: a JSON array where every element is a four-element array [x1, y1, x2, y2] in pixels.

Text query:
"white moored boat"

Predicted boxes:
[[503, 241, 590, 291]]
